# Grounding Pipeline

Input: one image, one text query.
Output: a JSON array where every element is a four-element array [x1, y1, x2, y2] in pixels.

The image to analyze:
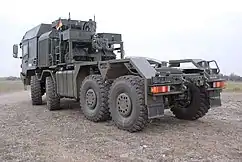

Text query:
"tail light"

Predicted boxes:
[[213, 81, 225, 88], [151, 86, 170, 93]]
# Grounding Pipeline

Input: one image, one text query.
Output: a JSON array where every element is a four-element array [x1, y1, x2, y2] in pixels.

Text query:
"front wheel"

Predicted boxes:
[[30, 75, 42, 105], [46, 76, 60, 110], [108, 75, 148, 133]]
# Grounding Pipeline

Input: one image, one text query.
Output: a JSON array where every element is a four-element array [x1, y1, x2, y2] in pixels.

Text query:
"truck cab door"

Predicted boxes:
[[21, 42, 29, 75]]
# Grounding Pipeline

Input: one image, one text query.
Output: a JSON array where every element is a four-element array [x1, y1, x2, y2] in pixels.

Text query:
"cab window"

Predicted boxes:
[[22, 44, 28, 56]]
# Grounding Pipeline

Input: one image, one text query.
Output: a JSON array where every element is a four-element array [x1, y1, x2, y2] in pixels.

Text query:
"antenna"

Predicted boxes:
[[68, 12, 71, 29], [68, 12, 71, 20], [94, 14, 95, 21]]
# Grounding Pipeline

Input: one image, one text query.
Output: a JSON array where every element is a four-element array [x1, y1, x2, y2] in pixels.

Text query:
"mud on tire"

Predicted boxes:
[[46, 76, 60, 110], [108, 75, 148, 132], [80, 74, 111, 122], [30, 75, 42, 105], [171, 83, 210, 120]]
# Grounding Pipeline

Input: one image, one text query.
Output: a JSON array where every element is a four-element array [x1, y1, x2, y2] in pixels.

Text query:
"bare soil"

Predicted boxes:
[[0, 91, 241, 162]]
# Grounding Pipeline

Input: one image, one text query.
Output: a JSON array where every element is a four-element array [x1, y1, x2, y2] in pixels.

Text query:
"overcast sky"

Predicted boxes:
[[0, 0, 242, 77]]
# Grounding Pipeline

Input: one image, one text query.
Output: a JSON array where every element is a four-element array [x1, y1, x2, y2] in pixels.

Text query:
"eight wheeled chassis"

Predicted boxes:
[[12, 16, 225, 132]]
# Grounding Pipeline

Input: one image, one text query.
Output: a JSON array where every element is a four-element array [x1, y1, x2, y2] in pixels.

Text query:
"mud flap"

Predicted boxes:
[[208, 90, 222, 107], [20, 72, 28, 91], [24, 84, 27, 90], [147, 95, 165, 119]]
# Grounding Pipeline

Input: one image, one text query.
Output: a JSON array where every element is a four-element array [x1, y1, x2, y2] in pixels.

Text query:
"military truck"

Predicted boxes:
[[12, 16, 225, 132]]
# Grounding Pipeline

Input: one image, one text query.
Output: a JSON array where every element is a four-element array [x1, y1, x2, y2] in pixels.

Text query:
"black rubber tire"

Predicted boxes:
[[108, 75, 148, 132], [41, 82, 46, 96], [30, 75, 42, 105], [80, 74, 111, 122], [171, 83, 210, 120], [41, 88, 45, 96], [46, 76, 60, 110]]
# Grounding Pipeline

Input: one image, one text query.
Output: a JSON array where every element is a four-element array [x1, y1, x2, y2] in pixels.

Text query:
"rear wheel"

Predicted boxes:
[[171, 83, 210, 120], [80, 75, 111, 122], [30, 75, 42, 105], [46, 76, 60, 110], [108, 75, 148, 132]]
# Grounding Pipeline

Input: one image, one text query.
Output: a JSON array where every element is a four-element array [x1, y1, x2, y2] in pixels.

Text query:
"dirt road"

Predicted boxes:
[[0, 91, 241, 162]]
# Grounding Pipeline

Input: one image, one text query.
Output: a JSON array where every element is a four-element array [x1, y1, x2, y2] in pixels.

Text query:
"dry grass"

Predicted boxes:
[[0, 80, 24, 94], [224, 81, 242, 92], [0, 79, 241, 95]]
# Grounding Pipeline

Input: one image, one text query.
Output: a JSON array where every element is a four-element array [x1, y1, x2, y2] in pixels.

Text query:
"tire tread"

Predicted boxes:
[[108, 75, 148, 132], [46, 76, 60, 110], [30, 75, 42, 105], [80, 74, 111, 122], [171, 85, 210, 120]]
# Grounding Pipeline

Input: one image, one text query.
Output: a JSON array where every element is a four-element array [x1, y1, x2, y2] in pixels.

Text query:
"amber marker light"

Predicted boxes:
[[213, 81, 225, 88], [151, 86, 170, 93]]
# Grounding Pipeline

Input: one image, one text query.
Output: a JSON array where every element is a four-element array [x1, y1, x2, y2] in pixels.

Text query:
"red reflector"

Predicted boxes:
[[213, 81, 225, 88], [151, 86, 170, 93]]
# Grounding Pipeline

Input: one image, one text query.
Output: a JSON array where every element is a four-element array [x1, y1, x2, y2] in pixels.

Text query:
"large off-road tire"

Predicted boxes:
[[30, 75, 42, 105], [45, 76, 60, 110], [41, 82, 46, 96], [108, 75, 148, 133], [80, 74, 111, 122], [171, 83, 210, 120]]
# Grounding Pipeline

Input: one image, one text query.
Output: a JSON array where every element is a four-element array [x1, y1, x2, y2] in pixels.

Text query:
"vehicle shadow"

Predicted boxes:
[[40, 95, 225, 134], [41, 95, 81, 111]]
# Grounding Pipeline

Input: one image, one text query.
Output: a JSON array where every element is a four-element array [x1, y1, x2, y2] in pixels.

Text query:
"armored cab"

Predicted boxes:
[[19, 24, 52, 75]]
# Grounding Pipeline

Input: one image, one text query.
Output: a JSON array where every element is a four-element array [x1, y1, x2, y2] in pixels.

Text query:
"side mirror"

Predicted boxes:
[[13, 44, 18, 58]]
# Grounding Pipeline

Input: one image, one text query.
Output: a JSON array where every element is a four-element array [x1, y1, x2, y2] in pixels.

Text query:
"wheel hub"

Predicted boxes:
[[85, 88, 97, 109], [117, 93, 132, 117]]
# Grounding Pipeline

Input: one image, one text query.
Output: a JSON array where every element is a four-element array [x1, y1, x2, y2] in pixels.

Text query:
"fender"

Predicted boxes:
[[39, 70, 56, 84]]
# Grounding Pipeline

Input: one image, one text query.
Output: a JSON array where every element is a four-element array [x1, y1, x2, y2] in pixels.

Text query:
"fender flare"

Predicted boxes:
[[39, 70, 56, 84]]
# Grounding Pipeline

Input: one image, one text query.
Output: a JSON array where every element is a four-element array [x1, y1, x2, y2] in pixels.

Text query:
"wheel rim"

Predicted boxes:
[[85, 88, 97, 109], [116, 93, 132, 117]]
